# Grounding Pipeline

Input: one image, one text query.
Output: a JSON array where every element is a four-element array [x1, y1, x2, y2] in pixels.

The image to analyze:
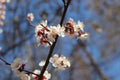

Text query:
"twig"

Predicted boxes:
[[27, 20, 36, 28], [40, 24, 50, 32], [1, 33, 34, 56], [23, 69, 39, 76], [38, 0, 72, 80], [0, 57, 11, 65], [78, 40, 108, 80], [62, 0, 65, 5]]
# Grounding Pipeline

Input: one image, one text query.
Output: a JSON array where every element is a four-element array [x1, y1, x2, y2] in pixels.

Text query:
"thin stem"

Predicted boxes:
[[23, 69, 39, 76], [60, 0, 71, 25], [27, 20, 36, 28], [0, 57, 11, 65], [38, 0, 72, 80], [40, 24, 50, 31]]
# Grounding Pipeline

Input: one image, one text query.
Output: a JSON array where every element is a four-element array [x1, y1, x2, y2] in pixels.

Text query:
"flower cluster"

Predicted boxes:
[[65, 18, 89, 39], [0, 0, 10, 26], [11, 58, 30, 80], [35, 20, 53, 47], [50, 54, 70, 70], [27, 13, 88, 47], [32, 69, 51, 80], [34, 18, 88, 47], [11, 58, 51, 80], [32, 60, 51, 80], [7, 56, 70, 80]]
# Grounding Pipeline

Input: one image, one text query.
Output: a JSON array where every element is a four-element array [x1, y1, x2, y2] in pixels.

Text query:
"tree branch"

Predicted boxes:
[[1, 33, 34, 56], [38, 0, 72, 80], [78, 40, 108, 80]]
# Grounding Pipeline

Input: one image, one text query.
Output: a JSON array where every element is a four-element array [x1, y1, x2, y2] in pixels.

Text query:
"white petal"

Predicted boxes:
[[39, 60, 46, 67], [32, 69, 40, 78]]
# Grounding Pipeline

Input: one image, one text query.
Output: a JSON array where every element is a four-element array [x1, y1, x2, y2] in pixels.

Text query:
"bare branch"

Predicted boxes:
[[78, 40, 108, 80], [62, 0, 65, 5]]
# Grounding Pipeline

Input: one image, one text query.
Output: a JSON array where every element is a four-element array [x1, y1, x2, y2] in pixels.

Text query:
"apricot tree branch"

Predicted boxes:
[[38, 0, 72, 80]]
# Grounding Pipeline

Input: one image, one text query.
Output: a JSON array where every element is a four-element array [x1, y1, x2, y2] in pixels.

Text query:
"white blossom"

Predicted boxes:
[[48, 26, 58, 42], [64, 18, 76, 37], [55, 24, 65, 37], [11, 58, 28, 80], [32, 69, 40, 80], [20, 74, 31, 80], [45, 24, 65, 42], [74, 21, 84, 32], [11, 58, 25, 72], [35, 20, 53, 47], [77, 32, 89, 40], [50, 54, 70, 70], [64, 18, 89, 39], [50, 54, 59, 67], [44, 70, 51, 80], [39, 60, 46, 67], [32, 69, 51, 80], [27, 13, 34, 21]]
